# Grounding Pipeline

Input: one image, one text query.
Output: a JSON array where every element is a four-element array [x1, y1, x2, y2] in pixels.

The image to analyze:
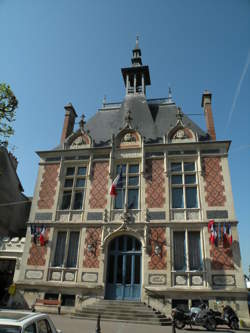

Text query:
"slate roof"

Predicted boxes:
[[84, 94, 207, 145]]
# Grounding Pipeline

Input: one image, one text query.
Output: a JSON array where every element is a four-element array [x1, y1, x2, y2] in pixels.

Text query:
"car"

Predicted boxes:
[[0, 310, 62, 333]]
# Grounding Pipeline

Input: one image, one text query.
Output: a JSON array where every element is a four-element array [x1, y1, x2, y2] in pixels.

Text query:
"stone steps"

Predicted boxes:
[[74, 300, 171, 326]]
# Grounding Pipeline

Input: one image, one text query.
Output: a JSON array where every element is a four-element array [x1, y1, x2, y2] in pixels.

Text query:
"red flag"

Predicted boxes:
[[208, 219, 214, 232]]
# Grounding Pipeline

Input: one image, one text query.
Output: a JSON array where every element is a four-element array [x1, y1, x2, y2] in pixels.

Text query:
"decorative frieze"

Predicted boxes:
[[25, 270, 44, 280], [175, 275, 187, 286], [82, 272, 98, 283], [207, 210, 228, 219], [35, 212, 53, 221], [212, 274, 235, 286], [148, 274, 166, 285], [87, 212, 103, 221]]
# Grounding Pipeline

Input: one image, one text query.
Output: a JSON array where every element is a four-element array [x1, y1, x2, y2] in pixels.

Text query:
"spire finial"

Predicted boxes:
[[135, 35, 139, 48], [132, 36, 142, 66], [79, 114, 86, 130]]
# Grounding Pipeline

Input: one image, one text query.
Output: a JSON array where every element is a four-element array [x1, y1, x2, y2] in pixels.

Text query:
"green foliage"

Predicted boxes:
[[0, 83, 18, 147]]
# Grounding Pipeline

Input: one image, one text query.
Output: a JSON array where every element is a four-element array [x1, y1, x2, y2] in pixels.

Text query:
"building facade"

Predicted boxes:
[[17, 40, 249, 317], [0, 147, 30, 299]]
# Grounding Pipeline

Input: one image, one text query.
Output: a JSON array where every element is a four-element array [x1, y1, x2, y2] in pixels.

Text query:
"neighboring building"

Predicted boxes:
[[17, 39, 249, 317], [0, 147, 31, 298]]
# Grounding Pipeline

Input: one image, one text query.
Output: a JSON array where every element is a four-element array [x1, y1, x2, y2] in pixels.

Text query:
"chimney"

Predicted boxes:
[[60, 103, 78, 145], [201, 90, 216, 140]]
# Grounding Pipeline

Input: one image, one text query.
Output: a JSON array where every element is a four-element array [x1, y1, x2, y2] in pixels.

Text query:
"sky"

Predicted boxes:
[[0, 0, 249, 274]]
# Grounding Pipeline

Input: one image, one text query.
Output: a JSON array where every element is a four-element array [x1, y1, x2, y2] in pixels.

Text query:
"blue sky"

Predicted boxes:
[[0, 0, 249, 274]]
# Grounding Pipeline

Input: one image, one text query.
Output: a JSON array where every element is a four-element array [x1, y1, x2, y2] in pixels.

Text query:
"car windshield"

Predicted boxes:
[[0, 325, 21, 333]]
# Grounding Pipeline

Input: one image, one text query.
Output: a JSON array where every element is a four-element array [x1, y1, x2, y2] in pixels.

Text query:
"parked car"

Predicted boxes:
[[0, 310, 62, 333]]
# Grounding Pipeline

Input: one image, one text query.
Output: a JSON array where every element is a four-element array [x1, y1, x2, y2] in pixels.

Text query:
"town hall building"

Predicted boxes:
[[17, 39, 249, 318]]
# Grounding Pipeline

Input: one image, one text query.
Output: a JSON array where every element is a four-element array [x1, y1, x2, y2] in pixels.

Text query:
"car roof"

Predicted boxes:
[[0, 310, 47, 326]]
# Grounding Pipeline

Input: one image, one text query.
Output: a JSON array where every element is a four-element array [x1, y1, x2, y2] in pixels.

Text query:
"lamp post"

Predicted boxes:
[[95, 313, 101, 333]]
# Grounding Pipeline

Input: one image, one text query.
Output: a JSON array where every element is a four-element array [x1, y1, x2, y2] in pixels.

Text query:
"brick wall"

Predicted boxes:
[[203, 157, 226, 206], [210, 244, 234, 270], [89, 162, 109, 209], [83, 227, 102, 268], [38, 164, 60, 209], [145, 159, 165, 208], [148, 227, 167, 270]]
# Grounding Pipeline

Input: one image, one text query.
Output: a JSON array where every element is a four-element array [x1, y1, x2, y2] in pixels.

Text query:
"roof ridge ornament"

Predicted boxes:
[[102, 95, 107, 107], [176, 107, 184, 126], [79, 114, 86, 132], [124, 108, 133, 129], [168, 86, 172, 103]]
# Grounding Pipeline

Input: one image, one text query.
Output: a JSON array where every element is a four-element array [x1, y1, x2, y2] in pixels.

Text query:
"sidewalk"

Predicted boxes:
[[50, 314, 250, 333]]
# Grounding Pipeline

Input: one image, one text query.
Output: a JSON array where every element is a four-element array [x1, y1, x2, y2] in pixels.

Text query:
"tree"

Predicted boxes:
[[0, 83, 18, 147]]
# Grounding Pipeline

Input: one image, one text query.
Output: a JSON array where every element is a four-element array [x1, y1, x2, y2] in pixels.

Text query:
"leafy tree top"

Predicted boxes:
[[0, 83, 18, 147]]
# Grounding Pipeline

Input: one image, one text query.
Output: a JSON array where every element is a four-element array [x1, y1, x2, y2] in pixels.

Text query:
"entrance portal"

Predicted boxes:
[[105, 235, 141, 300]]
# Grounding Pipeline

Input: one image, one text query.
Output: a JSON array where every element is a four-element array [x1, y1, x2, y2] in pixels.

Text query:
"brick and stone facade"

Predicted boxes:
[[17, 41, 249, 319]]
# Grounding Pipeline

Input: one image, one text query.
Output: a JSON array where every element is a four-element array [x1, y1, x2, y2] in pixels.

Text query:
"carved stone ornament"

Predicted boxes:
[[121, 133, 136, 143], [71, 135, 87, 148], [173, 129, 186, 139]]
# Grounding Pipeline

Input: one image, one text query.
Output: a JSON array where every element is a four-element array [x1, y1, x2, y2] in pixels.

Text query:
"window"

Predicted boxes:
[[170, 161, 200, 220], [171, 161, 198, 208], [61, 166, 87, 210], [23, 324, 36, 333], [61, 294, 76, 306], [52, 231, 80, 268], [114, 163, 139, 209], [173, 231, 202, 271], [37, 320, 52, 333]]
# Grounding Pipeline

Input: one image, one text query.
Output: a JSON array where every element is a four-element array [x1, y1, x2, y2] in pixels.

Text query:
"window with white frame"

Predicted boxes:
[[114, 163, 140, 209], [173, 231, 202, 271], [52, 231, 80, 268], [170, 161, 199, 219], [60, 166, 87, 210]]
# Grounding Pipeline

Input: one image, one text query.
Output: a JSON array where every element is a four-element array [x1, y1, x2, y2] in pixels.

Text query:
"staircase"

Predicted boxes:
[[74, 300, 171, 326]]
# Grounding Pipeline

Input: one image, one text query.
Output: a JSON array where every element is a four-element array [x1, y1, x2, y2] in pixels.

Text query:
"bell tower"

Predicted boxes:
[[121, 37, 151, 95]]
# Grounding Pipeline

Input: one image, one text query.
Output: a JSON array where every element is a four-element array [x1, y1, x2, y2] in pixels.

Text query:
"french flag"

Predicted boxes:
[[223, 223, 227, 244], [228, 223, 232, 245], [110, 168, 122, 197], [39, 226, 46, 246]]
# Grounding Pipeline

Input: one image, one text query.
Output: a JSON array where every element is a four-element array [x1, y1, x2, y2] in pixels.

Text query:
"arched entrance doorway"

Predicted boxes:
[[105, 235, 142, 300]]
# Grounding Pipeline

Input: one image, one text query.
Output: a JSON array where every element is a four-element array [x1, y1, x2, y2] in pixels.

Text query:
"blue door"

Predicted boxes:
[[106, 235, 141, 300]]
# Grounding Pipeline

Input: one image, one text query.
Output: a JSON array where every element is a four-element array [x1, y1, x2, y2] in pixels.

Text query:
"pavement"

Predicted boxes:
[[50, 314, 250, 333]]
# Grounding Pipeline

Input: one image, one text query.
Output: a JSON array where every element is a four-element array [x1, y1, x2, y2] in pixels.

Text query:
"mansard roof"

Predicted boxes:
[[84, 94, 207, 146]]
